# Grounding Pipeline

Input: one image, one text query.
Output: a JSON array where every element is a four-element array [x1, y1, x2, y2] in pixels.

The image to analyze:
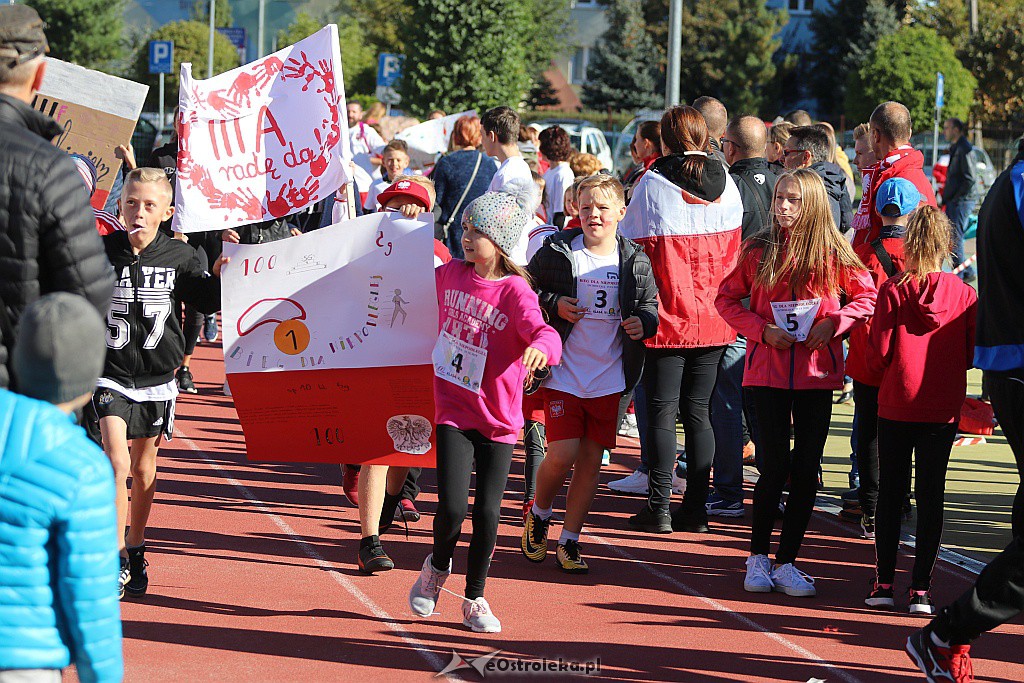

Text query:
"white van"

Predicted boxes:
[[531, 119, 613, 171]]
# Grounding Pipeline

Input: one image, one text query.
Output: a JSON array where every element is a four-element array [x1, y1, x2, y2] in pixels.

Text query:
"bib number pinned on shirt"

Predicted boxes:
[[577, 277, 620, 321], [770, 299, 822, 342], [432, 330, 487, 394]]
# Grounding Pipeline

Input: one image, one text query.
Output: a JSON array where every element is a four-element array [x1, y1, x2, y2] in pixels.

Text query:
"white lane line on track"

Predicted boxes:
[[174, 431, 459, 681], [584, 533, 863, 683]]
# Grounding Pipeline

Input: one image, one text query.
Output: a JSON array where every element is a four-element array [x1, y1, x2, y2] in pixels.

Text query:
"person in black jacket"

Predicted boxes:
[[0, 5, 114, 391], [84, 168, 225, 601], [940, 117, 979, 281], [522, 175, 658, 573], [784, 126, 853, 235], [724, 116, 777, 240]]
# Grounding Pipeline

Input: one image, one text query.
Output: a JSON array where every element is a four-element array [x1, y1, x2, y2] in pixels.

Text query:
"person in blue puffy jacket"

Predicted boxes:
[[0, 293, 122, 683]]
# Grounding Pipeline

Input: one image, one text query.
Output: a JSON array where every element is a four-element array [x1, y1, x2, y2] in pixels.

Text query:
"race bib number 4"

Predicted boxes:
[[771, 299, 822, 342], [577, 277, 620, 321], [432, 330, 486, 394]]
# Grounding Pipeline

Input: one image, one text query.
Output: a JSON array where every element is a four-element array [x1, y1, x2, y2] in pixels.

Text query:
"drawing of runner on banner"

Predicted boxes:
[[172, 25, 350, 233], [221, 211, 438, 466], [396, 109, 476, 171]]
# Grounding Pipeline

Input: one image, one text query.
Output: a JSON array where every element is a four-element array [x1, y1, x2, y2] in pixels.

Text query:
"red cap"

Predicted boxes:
[[376, 179, 432, 211]]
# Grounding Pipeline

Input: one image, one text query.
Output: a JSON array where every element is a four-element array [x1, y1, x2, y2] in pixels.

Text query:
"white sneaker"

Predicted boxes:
[[672, 471, 687, 495], [618, 413, 639, 438], [608, 469, 649, 494], [409, 554, 451, 617], [743, 554, 774, 593], [462, 596, 501, 633], [770, 562, 817, 597], [602, 450, 611, 466]]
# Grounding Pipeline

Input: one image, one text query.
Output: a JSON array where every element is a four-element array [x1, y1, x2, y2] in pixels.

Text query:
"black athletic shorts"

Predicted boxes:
[[84, 387, 175, 442]]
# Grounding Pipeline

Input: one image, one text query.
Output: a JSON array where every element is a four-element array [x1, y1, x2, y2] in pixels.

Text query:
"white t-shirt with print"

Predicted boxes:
[[543, 162, 575, 217], [489, 155, 532, 192], [545, 235, 625, 398]]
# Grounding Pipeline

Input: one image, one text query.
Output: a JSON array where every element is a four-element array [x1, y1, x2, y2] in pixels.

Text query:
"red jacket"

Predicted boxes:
[[867, 272, 976, 423], [716, 246, 877, 390], [852, 147, 937, 248], [846, 234, 906, 386]]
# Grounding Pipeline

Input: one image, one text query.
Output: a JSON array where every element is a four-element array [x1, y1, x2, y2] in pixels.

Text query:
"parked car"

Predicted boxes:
[[610, 110, 661, 177], [531, 119, 613, 171]]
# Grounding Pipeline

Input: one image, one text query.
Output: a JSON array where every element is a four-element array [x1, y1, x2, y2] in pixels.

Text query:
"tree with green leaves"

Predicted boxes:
[[809, 0, 899, 120], [526, 74, 560, 110], [582, 0, 661, 112], [333, 0, 412, 56], [277, 12, 376, 97], [521, 0, 572, 80], [401, 0, 533, 117], [191, 0, 233, 28], [30, 0, 125, 69], [130, 21, 240, 109], [959, 11, 1024, 126], [846, 26, 976, 133]]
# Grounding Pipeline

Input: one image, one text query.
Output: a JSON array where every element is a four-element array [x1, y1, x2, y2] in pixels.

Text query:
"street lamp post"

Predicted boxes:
[[665, 0, 682, 108], [258, 0, 265, 59], [207, 0, 215, 78]]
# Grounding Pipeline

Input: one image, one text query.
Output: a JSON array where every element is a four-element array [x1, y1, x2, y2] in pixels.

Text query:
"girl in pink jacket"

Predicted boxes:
[[717, 168, 876, 598]]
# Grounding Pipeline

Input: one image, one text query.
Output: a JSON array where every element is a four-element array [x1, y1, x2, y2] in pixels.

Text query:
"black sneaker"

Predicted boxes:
[[627, 505, 672, 534], [671, 506, 709, 533], [902, 494, 913, 520], [865, 581, 895, 609], [358, 538, 394, 574], [860, 514, 876, 540], [118, 556, 130, 601], [909, 590, 935, 616], [125, 544, 149, 597], [175, 366, 198, 394]]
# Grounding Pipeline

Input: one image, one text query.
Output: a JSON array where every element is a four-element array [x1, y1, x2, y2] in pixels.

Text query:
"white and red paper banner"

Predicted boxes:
[[172, 25, 350, 233], [396, 109, 476, 170], [221, 211, 438, 465]]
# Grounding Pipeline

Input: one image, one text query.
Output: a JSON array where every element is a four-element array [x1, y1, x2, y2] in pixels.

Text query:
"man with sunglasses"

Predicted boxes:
[[0, 4, 114, 393]]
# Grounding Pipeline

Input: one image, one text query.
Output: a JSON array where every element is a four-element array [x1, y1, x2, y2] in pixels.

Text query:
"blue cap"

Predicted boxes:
[[875, 177, 921, 218]]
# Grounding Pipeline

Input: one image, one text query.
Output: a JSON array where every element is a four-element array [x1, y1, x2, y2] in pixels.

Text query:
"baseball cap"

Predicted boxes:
[[0, 5, 49, 69], [377, 179, 432, 211], [875, 177, 921, 218], [70, 154, 98, 196]]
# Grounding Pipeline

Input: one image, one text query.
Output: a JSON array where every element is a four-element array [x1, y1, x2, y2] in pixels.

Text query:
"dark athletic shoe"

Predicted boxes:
[[906, 624, 974, 682], [671, 507, 710, 533], [627, 505, 672, 534], [909, 590, 936, 616], [556, 540, 589, 574], [864, 581, 895, 610], [358, 540, 394, 574], [125, 544, 149, 597], [521, 509, 551, 562], [175, 366, 198, 394]]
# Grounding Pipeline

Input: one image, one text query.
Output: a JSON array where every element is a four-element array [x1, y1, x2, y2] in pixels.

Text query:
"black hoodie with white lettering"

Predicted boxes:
[[101, 230, 221, 389]]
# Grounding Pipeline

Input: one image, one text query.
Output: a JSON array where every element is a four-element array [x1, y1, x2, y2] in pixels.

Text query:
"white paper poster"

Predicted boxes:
[[396, 109, 476, 170], [172, 25, 350, 233]]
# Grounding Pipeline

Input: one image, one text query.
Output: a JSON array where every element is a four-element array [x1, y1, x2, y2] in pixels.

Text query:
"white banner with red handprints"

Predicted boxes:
[[172, 25, 349, 233]]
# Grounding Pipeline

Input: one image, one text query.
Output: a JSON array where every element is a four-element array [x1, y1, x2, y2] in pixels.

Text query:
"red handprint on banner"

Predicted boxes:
[[265, 177, 320, 218]]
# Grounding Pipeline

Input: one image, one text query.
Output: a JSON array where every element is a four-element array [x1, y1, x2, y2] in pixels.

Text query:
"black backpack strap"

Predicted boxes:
[[871, 238, 897, 278]]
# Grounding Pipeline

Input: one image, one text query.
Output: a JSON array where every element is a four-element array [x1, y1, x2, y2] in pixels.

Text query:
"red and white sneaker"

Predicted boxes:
[[907, 625, 974, 682]]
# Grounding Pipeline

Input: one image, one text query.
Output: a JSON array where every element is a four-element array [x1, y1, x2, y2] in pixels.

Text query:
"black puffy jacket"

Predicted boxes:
[[527, 228, 659, 394], [728, 157, 778, 239], [810, 161, 853, 234], [0, 94, 114, 391]]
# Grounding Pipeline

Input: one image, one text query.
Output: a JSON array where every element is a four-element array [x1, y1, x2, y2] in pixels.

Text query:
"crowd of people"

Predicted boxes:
[[1, 4, 1022, 683]]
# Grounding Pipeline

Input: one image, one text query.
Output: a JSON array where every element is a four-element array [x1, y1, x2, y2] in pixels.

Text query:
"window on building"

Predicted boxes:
[[569, 47, 589, 85], [572, 0, 600, 7], [788, 0, 814, 13]]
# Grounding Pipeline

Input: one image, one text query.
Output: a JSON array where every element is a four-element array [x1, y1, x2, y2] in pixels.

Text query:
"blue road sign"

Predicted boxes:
[[936, 72, 945, 110], [148, 41, 173, 75], [217, 27, 247, 62], [376, 53, 404, 88]]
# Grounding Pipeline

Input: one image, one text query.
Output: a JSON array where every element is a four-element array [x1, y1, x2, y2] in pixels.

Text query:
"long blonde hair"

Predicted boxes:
[[749, 169, 864, 296], [900, 205, 952, 284]]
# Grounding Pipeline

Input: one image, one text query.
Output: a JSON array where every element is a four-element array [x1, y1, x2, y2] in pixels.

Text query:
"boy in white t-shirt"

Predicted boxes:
[[539, 125, 576, 228], [365, 139, 412, 212], [522, 175, 659, 573], [482, 106, 532, 191]]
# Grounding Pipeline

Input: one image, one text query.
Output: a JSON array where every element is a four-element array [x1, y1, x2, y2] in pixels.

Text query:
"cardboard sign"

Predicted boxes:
[[173, 25, 351, 233], [396, 109, 476, 171], [32, 58, 148, 210], [221, 211, 438, 465]]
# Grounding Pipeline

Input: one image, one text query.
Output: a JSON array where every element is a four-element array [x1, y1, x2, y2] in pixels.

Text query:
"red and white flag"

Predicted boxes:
[[172, 25, 350, 232]]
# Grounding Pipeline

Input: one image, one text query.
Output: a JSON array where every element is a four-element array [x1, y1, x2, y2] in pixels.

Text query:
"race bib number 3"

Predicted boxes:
[[432, 330, 487, 394], [577, 277, 620, 321], [771, 299, 822, 342]]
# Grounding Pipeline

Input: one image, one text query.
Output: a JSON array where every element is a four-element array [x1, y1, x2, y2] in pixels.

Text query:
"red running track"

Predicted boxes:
[[94, 343, 1024, 682]]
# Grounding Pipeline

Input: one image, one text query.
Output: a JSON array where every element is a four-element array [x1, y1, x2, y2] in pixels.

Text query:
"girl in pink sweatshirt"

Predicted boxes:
[[408, 179, 561, 634], [865, 206, 976, 615]]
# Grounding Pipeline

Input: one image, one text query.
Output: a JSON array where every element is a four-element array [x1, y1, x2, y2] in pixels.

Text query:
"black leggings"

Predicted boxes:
[[401, 468, 421, 501], [854, 381, 880, 517], [432, 425, 514, 600], [644, 346, 725, 514], [750, 388, 832, 564], [178, 238, 212, 357], [988, 373, 1024, 537], [875, 418, 956, 589], [523, 420, 545, 500]]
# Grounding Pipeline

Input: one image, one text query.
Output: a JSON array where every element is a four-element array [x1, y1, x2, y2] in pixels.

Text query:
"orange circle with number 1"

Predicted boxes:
[[274, 319, 310, 355]]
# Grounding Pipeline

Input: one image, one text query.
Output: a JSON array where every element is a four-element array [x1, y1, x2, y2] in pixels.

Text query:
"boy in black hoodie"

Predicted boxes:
[[85, 167, 226, 600]]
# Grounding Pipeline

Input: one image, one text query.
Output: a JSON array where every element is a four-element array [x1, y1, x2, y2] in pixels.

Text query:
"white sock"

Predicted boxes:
[[531, 502, 553, 520], [559, 529, 580, 544]]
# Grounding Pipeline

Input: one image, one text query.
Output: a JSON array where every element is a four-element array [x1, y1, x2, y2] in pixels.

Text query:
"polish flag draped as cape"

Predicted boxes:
[[618, 169, 743, 348]]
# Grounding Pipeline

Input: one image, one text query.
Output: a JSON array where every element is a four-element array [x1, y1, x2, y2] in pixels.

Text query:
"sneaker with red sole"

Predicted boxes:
[[396, 498, 421, 522], [342, 465, 359, 507], [906, 625, 974, 682]]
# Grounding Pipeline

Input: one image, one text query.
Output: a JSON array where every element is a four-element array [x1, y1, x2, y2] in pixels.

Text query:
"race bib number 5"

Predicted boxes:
[[432, 330, 487, 394], [770, 299, 822, 342]]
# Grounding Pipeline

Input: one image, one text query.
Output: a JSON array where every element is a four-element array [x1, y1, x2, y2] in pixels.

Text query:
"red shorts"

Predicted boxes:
[[522, 389, 546, 424], [544, 390, 619, 448]]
